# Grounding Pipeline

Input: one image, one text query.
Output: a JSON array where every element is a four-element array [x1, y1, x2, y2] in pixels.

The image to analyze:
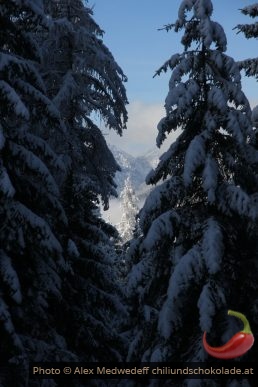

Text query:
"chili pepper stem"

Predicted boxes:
[[228, 310, 252, 335]]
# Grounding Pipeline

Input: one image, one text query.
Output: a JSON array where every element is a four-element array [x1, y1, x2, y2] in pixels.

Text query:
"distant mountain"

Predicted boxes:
[[102, 145, 162, 225], [109, 144, 162, 200], [139, 147, 161, 169], [104, 140, 180, 225]]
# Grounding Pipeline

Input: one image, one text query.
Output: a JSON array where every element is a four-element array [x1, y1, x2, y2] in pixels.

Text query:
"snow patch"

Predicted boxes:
[[183, 134, 206, 186], [158, 245, 203, 339], [202, 217, 223, 274], [141, 210, 178, 252], [0, 251, 22, 304], [0, 167, 15, 198]]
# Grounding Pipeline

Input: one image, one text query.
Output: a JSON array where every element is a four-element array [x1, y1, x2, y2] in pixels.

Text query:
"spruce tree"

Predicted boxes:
[[118, 177, 140, 244], [39, 0, 129, 364], [236, 4, 258, 148], [236, 4, 258, 78], [41, 0, 128, 203], [0, 0, 73, 384], [126, 0, 258, 376]]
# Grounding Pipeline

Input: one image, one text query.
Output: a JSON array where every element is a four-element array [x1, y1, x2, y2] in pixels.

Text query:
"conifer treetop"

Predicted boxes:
[[160, 0, 227, 52], [236, 2, 258, 80]]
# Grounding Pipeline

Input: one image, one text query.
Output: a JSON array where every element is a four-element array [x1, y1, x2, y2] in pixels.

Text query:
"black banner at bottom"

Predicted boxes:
[[26, 362, 257, 380]]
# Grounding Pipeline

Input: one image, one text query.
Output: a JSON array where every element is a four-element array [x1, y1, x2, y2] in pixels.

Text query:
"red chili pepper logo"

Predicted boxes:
[[203, 310, 254, 359]]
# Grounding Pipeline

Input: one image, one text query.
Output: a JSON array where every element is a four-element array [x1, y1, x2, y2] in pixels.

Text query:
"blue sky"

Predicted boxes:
[[93, 0, 258, 155]]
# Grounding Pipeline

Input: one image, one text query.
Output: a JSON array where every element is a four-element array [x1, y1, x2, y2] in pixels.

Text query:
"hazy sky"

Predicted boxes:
[[93, 1, 258, 155]]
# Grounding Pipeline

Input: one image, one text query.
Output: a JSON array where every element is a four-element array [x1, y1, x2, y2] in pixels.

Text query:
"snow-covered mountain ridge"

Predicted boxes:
[[101, 144, 162, 225], [109, 144, 162, 200]]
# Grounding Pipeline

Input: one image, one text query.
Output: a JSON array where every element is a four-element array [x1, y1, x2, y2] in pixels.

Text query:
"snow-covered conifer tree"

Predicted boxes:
[[126, 0, 258, 375], [41, 0, 128, 203], [0, 0, 73, 383], [39, 0, 129, 363], [236, 4, 258, 78], [118, 177, 140, 244], [236, 4, 258, 148]]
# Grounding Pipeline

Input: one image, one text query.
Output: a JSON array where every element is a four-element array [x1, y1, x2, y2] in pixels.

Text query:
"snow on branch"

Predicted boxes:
[[141, 210, 180, 253], [193, 0, 213, 19], [178, 0, 196, 25], [0, 250, 22, 304], [15, 79, 60, 120], [207, 87, 227, 114], [0, 297, 23, 350], [202, 154, 218, 203], [140, 177, 183, 231], [218, 183, 258, 219], [198, 282, 226, 332], [16, 131, 67, 172], [183, 134, 206, 186], [0, 80, 29, 120], [226, 111, 245, 143], [9, 142, 60, 197], [0, 166, 15, 198], [12, 201, 63, 254], [240, 4, 258, 18], [158, 244, 204, 339], [127, 255, 152, 295], [209, 21, 227, 51], [202, 217, 224, 274], [53, 71, 78, 110]]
